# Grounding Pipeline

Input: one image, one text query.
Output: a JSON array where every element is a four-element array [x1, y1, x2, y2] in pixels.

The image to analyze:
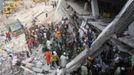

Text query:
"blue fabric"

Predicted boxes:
[[0, 3, 4, 10], [0, 57, 3, 65], [88, 40, 93, 47]]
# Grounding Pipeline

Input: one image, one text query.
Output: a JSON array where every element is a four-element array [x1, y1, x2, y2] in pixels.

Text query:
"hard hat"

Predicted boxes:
[[63, 52, 66, 55], [53, 51, 57, 55]]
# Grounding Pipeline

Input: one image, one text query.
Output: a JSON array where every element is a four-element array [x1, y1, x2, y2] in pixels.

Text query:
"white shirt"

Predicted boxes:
[[46, 40, 52, 50], [60, 55, 68, 67], [43, 33, 47, 38]]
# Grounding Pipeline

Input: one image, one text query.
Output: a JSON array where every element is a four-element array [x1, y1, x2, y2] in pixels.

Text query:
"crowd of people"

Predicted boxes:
[[24, 16, 103, 75], [25, 17, 72, 70], [0, 14, 133, 75]]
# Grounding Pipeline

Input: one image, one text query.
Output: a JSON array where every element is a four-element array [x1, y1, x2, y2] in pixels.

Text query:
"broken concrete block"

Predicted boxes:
[[32, 67, 43, 73], [36, 61, 42, 68]]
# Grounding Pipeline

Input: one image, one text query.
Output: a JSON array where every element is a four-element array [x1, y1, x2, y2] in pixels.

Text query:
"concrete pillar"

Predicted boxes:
[[91, 0, 99, 18], [84, 2, 88, 11]]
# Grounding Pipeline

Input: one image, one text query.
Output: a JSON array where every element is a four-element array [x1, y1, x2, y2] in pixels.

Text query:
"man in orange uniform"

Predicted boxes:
[[44, 49, 51, 65], [54, 30, 61, 40]]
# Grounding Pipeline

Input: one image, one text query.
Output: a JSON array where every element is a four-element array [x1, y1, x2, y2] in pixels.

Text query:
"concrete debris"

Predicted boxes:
[[37, 73, 44, 75], [42, 65, 50, 71], [25, 63, 34, 69], [36, 61, 43, 68], [21, 66, 36, 75], [32, 67, 43, 73]]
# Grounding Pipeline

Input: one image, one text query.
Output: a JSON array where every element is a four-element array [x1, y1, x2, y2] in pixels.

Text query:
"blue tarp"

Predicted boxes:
[[0, 3, 4, 10], [9, 21, 22, 32]]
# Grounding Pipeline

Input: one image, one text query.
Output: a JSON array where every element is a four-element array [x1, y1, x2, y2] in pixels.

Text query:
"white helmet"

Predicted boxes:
[[53, 51, 57, 56], [63, 52, 66, 55]]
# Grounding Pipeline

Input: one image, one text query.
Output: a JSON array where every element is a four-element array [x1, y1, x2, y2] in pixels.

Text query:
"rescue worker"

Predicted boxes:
[[54, 30, 61, 40], [87, 28, 94, 47], [44, 49, 51, 65], [26, 37, 34, 54], [6, 31, 11, 41], [60, 52, 68, 68], [81, 64, 88, 75], [51, 51, 59, 69]]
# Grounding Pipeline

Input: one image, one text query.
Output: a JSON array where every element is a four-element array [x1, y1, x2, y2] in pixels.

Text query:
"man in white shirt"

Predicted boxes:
[[46, 40, 52, 50], [60, 52, 68, 68]]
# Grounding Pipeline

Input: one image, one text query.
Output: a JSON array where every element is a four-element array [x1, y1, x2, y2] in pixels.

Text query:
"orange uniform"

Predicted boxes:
[[54, 31, 61, 40], [44, 51, 51, 65]]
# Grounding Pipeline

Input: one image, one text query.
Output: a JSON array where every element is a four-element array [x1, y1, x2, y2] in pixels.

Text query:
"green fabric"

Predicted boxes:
[[42, 38, 47, 44], [51, 55, 59, 61], [42, 46, 47, 52], [53, 41, 59, 48], [26, 33, 33, 39], [61, 36, 65, 45], [51, 47, 55, 51], [81, 66, 88, 75], [114, 67, 120, 75], [131, 55, 134, 66], [60, 26, 65, 34]]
